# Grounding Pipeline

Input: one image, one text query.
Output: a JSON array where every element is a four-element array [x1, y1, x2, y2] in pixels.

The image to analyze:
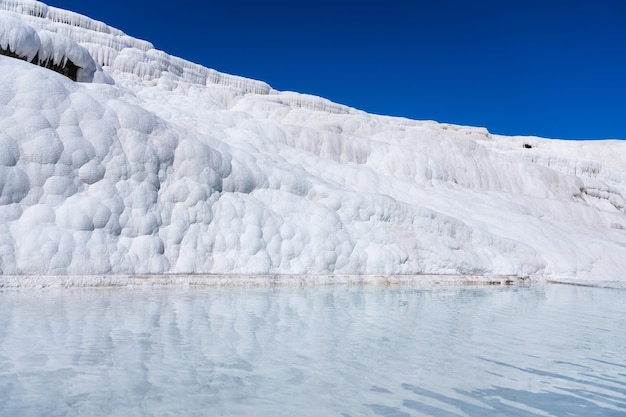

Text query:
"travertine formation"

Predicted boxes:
[[1, 0, 625, 282]]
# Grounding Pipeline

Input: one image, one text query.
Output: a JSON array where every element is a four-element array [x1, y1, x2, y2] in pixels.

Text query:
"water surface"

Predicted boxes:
[[1, 283, 625, 416]]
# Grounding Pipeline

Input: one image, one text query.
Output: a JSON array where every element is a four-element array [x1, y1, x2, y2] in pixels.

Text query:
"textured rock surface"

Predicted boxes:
[[1, 0, 625, 281]]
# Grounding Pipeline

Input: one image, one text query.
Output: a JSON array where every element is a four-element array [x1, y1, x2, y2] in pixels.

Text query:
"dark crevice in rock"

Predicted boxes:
[[1, 45, 79, 81]]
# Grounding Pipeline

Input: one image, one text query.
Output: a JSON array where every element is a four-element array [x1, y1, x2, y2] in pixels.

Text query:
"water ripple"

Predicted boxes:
[[0, 284, 624, 416]]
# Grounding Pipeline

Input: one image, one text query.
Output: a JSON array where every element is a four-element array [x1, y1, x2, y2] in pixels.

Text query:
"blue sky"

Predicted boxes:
[[48, 0, 625, 140]]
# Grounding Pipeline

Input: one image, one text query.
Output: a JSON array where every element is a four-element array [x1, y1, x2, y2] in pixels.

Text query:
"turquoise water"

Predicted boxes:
[[0, 283, 625, 416]]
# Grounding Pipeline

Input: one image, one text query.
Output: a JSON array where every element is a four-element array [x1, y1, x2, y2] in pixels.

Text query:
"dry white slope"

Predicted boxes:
[[1, 0, 625, 283]]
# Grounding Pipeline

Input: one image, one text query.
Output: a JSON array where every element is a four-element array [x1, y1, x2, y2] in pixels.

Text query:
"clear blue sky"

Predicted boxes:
[[48, 0, 625, 140]]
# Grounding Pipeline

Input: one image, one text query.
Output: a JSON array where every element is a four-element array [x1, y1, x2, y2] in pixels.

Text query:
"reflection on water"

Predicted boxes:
[[0, 284, 625, 416]]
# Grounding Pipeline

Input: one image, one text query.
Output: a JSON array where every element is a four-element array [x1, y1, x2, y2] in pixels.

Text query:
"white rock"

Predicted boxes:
[[0, 1, 625, 283]]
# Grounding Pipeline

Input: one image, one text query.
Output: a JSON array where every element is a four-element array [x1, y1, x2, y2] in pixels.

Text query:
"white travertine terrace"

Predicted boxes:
[[1, 0, 625, 284]]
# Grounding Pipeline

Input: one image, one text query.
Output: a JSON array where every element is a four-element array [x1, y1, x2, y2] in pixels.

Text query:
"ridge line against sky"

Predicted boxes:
[[45, 0, 626, 140]]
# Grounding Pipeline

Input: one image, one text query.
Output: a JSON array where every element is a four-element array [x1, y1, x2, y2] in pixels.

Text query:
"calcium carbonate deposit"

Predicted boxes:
[[1, 0, 625, 283]]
